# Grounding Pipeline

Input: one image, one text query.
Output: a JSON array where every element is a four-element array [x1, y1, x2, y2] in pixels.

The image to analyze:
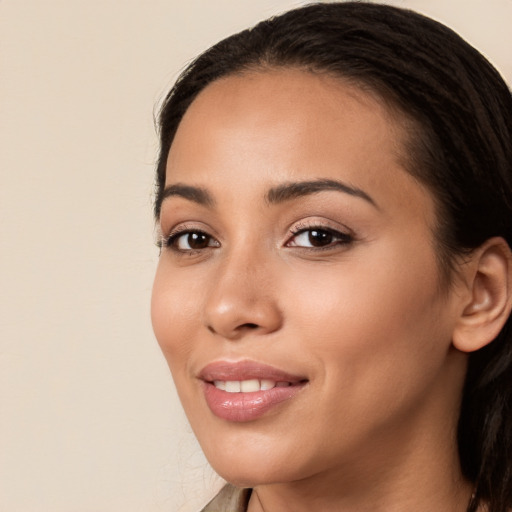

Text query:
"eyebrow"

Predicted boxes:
[[266, 179, 378, 208], [159, 178, 378, 211], [160, 184, 215, 207]]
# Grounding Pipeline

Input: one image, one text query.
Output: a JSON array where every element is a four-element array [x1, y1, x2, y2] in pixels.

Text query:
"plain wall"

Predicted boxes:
[[1, 1, 511, 511]]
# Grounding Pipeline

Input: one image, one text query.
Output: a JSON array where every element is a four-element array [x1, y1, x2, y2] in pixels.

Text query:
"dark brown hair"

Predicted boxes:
[[154, 3, 512, 510]]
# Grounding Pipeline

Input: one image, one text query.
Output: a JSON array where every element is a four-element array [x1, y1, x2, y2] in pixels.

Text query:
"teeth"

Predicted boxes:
[[225, 381, 241, 393], [213, 380, 226, 391], [213, 379, 288, 392], [240, 379, 260, 392], [260, 379, 275, 391]]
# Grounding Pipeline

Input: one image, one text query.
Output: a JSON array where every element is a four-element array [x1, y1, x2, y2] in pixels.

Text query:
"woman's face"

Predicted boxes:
[[152, 69, 466, 488]]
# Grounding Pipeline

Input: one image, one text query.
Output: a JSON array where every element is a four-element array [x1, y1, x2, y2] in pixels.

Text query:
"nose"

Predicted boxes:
[[203, 252, 283, 340]]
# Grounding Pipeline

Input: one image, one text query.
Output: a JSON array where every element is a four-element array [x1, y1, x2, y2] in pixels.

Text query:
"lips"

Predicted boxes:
[[199, 360, 308, 422]]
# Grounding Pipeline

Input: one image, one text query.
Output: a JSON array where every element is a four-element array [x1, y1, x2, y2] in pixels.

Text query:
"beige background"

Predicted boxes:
[[1, 1, 511, 511]]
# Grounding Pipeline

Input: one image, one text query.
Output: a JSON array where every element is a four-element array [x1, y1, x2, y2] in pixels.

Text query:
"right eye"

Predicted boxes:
[[164, 230, 220, 252]]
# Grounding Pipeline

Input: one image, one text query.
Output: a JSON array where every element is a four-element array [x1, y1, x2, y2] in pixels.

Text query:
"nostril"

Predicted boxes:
[[207, 322, 259, 335], [243, 323, 259, 330]]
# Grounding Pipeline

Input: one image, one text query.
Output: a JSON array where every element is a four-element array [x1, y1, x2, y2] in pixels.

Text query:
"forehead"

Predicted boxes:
[[173, 68, 403, 156], [169, 70, 400, 171], [165, 68, 433, 224]]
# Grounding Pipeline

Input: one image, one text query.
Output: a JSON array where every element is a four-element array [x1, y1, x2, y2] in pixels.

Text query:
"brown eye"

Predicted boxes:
[[287, 227, 352, 249], [167, 230, 219, 251], [307, 230, 333, 247], [184, 232, 210, 249]]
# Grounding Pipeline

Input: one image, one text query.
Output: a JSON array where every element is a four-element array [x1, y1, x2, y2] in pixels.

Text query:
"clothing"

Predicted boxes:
[[200, 484, 252, 512]]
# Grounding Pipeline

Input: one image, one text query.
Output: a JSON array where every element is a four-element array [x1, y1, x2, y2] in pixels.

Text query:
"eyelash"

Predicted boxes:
[[158, 226, 219, 254], [158, 224, 354, 254], [286, 224, 354, 250]]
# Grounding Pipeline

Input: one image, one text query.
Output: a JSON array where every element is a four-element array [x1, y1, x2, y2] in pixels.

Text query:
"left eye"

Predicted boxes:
[[167, 230, 219, 251], [287, 228, 352, 248]]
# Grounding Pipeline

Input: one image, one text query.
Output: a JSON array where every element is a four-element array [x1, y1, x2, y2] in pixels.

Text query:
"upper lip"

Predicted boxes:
[[199, 360, 307, 383]]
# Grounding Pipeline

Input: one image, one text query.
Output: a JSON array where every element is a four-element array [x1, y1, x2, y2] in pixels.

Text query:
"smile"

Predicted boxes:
[[199, 361, 308, 422], [213, 379, 292, 392]]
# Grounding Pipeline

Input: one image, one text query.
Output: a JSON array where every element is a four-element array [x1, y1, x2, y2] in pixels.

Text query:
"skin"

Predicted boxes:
[[151, 69, 476, 511]]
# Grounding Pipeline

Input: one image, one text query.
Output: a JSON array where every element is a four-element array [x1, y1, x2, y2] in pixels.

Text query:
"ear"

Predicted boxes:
[[452, 237, 512, 353]]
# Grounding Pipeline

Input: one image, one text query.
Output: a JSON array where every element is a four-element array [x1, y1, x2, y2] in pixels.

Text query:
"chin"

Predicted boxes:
[[198, 429, 314, 488], [212, 460, 296, 489]]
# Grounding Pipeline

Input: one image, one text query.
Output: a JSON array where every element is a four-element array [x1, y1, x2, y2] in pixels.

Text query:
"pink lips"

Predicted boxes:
[[199, 360, 308, 422]]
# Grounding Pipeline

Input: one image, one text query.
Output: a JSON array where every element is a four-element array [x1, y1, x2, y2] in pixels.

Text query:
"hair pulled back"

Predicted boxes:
[[155, 3, 512, 511]]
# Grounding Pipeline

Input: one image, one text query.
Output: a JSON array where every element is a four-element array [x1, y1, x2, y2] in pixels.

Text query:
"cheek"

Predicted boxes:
[[151, 261, 202, 373], [285, 241, 450, 387]]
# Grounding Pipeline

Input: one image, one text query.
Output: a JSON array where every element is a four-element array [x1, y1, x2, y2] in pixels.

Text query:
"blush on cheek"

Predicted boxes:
[[152, 264, 196, 340]]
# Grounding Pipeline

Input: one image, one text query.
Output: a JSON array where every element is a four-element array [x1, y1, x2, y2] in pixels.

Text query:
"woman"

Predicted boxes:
[[151, 3, 512, 511]]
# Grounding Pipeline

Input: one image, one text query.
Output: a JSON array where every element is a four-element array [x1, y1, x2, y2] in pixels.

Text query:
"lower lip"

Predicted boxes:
[[203, 381, 306, 422]]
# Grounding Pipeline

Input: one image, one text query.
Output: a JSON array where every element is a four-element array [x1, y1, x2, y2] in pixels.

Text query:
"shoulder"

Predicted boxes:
[[200, 484, 252, 512]]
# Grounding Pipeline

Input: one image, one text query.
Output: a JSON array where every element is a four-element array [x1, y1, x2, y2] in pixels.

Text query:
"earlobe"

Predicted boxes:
[[452, 237, 512, 353]]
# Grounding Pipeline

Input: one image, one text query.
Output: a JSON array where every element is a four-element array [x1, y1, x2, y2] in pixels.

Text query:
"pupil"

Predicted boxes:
[[188, 232, 208, 249], [308, 230, 332, 247]]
